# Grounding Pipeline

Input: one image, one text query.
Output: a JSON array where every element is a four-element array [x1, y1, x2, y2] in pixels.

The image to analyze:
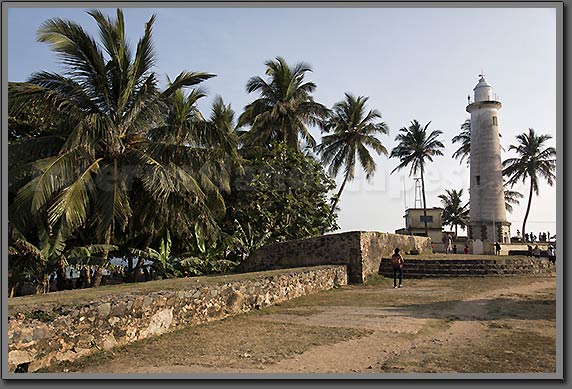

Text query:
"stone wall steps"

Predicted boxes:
[[378, 258, 554, 279]]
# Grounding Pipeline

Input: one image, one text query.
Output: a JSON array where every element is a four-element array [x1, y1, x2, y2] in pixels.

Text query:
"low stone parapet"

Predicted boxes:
[[7, 265, 347, 373]]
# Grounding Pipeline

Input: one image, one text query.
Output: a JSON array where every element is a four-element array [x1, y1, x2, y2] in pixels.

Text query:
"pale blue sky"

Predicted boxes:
[[7, 7, 558, 236]]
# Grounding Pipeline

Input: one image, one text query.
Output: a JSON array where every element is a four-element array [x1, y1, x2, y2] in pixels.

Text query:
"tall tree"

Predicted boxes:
[[224, 143, 338, 246], [502, 128, 555, 240], [8, 9, 219, 287], [390, 120, 444, 237], [238, 57, 329, 150], [316, 93, 389, 216], [438, 189, 469, 237]]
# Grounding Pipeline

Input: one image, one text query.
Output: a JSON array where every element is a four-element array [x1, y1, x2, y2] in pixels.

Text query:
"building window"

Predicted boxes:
[[476, 176, 481, 185], [420, 215, 433, 223], [492, 116, 498, 125]]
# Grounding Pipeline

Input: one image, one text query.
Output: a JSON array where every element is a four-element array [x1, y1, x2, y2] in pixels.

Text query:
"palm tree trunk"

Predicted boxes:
[[56, 256, 68, 291], [420, 170, 429, 237], [126, 255, 135, 282], [85, 266, 92, 287], [522, 181, 534, 242], [10, 284, 17, 298], [91, 226, 112, 287], [329, 172, 351, 218]]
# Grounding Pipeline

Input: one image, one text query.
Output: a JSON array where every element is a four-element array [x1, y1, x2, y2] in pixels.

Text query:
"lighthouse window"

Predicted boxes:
[[476, 176, 481, 185], [492, 116, 498, 125]]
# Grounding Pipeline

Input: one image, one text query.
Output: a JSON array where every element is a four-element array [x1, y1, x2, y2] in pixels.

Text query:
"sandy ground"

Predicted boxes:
[[47, 275, 557, 375]]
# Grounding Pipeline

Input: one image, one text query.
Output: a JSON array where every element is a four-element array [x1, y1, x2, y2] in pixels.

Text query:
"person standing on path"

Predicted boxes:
[[547, 245, 556, 264], [533, 245, 541, 259], [391, 248, 404, 289], [495, 242, 501, 256]]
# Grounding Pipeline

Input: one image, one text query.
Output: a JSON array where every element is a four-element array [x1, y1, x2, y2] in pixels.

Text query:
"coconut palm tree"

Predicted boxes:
[[316, 93, 389, 216], [502, 128, 555, 240], [452, 119, 471, 165], [8, 9, 218, 287], [438, 189, 469, 238], [390, 120, 444, 237], [238, 57, 329, 151]]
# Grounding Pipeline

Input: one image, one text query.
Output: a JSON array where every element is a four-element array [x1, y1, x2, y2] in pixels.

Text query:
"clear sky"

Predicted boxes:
[[7, 6, 558, 237]]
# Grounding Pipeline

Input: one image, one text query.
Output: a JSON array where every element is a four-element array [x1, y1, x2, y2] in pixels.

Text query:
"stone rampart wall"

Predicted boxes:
[[8, 265, 347, 373], [360, 232, 433, 279], [379, 257, 555, 278], [236, 231, 432, 283]]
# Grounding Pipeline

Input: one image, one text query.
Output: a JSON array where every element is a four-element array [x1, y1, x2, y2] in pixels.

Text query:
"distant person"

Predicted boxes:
[[495, 242, 501, 256], [525, 233, 530, 243], [453, 244, 457, 254], [533, 245, 541, 259], [547, 245, 556, 264], [443, 234, 453, 254], [464, 245, 469, 255], [527, 244, 533, 257], [391, 248, 404, 289]]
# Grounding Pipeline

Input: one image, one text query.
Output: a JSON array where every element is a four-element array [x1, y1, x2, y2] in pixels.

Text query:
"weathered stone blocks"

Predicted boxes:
[[237, 231, 432, 283], [7, 265, 347, 373]]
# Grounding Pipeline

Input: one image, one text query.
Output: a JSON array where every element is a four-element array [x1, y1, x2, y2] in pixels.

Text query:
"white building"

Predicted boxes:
[[466, 75, 511, 243]]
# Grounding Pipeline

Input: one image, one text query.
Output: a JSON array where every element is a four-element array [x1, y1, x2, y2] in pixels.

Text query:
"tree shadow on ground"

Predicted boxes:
[[388, 298, 555, 321]]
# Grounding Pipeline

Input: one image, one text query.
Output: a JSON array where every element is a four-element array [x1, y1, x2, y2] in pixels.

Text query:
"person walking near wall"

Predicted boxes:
[[495, 242, 501, 256], [533, 245, 541, 259], [391, 248, 404, 289], [547, 245, 556, 264]]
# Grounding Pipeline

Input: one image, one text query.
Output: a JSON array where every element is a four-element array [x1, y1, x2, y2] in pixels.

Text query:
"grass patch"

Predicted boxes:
[[383, 328, 556, 373], [42, 313, 372, 373]]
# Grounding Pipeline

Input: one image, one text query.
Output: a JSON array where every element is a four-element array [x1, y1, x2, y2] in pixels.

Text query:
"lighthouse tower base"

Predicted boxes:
[[468, 221, 511, 245]]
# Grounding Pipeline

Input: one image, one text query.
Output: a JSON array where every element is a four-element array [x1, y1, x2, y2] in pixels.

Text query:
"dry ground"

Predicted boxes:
[[42, 275, 557, 375]]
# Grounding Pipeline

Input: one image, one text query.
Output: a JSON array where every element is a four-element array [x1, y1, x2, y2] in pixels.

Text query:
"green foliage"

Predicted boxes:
[[238, 57, 329, 151], [390, 120, 444, 236], [317, 93, 389, 215], [502, 128, 556, 238], [176, 227, 239, 276], [438, 189, 469, 236], [8, 9, 237, 289], [224, 143, 338, 246]]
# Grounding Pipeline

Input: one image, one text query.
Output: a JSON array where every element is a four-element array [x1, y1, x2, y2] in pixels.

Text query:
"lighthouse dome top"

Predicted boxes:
[[473, 75, 496, 102]]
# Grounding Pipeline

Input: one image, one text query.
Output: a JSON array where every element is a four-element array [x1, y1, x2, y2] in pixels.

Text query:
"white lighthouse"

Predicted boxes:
[[466, 75, 511, 244]]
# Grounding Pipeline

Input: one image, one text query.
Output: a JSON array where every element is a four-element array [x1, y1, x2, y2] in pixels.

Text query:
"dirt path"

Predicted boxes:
[[51, 276, 556, 374]]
